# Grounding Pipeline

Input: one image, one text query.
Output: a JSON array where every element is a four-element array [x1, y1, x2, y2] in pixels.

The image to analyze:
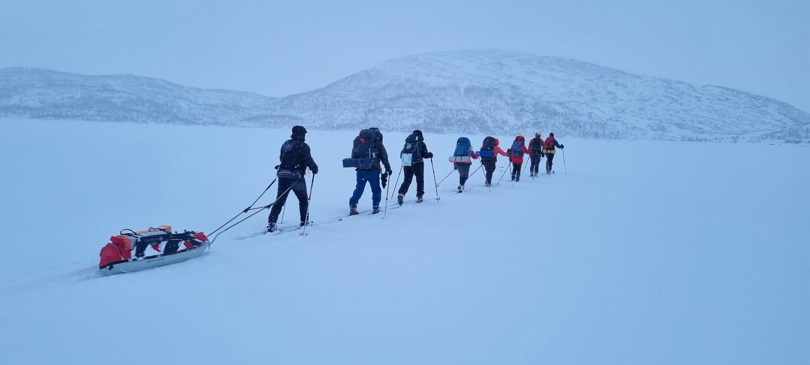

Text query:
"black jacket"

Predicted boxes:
[[278, 136, 317, 175]]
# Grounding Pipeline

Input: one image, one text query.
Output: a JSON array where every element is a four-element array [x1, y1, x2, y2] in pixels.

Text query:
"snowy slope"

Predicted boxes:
[[0, 67, 283, 126], [0, 119, 808, 364], [272, 50, 810, 142]]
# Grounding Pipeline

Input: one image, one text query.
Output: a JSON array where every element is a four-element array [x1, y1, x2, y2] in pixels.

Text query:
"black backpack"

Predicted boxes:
[[479, 136, 496, 161], [341, 129, 379, 169], [353, 129, 378, 159], [400, 133, 422, 166], [529, 137, 543, 154]]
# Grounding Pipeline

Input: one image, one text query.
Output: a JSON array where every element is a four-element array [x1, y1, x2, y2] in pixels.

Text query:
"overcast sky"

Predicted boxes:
[[2, 0, 808, 111]]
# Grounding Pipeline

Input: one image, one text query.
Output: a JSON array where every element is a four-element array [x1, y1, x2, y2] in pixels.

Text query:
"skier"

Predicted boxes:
[[478, 137, 509, 187], [527, 132, 545, 177], [507, 135, 532, 182], [267, 125, 318, 232], [397, 130, 434, 205], [451, 137, 479, 192], [349, 127, 393, 215], [543, 132, 565, 174]]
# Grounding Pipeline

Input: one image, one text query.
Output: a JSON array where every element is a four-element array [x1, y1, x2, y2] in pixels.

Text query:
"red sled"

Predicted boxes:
[[98, 225, 210, 275]]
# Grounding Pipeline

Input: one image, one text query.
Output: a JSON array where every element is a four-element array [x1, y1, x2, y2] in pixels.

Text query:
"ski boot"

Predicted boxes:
[[397, 193, 404, 206]]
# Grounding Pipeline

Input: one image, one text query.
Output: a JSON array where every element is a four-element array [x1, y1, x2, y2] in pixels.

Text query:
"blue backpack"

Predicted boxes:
[[454, 137, 472, 156]]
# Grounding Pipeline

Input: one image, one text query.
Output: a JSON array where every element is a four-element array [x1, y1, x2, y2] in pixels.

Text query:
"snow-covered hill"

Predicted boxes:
[[2, 49, 809, 142], [273, 50, 810, 142], [0, 67, 291, 126]]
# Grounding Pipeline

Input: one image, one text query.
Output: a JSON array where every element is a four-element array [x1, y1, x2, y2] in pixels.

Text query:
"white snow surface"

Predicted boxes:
[[0, 119, 808, 364]]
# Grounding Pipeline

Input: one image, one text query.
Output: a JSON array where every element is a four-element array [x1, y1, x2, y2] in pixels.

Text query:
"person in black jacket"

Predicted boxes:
[[397, 130, 434, 205], [267, 125, 318, 232]]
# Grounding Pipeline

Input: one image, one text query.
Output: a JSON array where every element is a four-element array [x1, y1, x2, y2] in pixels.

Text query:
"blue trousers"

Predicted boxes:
[[349, 169, 381, 208]]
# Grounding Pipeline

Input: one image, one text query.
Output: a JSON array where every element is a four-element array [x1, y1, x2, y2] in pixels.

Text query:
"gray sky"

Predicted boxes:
[[2, 0, 808, 112]]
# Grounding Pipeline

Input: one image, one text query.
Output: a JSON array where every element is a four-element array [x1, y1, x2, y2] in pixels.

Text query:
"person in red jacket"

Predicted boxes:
[[507, 135, 532, 182]]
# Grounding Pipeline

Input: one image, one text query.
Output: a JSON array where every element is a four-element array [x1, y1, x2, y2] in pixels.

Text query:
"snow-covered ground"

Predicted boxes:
[[1, 119, 808, 364]]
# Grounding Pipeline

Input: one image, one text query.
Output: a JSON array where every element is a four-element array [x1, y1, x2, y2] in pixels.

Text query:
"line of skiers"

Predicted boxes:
[[266, 126, 563, 232]]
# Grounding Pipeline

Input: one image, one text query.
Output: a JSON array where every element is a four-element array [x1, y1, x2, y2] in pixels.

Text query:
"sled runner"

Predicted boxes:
[[98, 225, 210, 275]]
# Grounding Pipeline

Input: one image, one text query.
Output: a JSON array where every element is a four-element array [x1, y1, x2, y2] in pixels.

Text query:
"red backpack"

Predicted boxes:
[[543, 136, 555, 150]]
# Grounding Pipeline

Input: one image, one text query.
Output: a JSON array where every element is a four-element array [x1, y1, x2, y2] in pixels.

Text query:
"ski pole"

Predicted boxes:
[[429, 158, 440, 201], [468, 163, 483, 179], [522, 158, 529, 176], [383, 170, 392, 218], [388, 166, 403, 200], [562, 148, 567, 174], [300, 174, 315, 236], [438, 169, 456, 185], [497, 162, 511, 185]]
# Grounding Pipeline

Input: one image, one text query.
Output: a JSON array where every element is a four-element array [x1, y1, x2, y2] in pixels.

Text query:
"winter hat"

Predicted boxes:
[[535, 132, 541, 138], [291, 125, 307, 138], [413, 129, 423, 140], [369, 127, 383, 142], [549, 132, 554, 137]]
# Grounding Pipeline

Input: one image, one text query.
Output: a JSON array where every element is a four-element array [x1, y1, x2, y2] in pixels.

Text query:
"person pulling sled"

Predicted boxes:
[[267, 126, 318, 232]]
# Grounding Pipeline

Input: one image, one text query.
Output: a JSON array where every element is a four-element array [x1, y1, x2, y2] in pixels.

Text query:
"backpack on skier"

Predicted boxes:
[[400, 133, 422, 166], [479, 136, 497, 161], [343, 129, 378, 169], [529, 137, 543, 154], [543, 135, 556, 154], [510, 140, 524, 157], [449, 137, 472, 163]]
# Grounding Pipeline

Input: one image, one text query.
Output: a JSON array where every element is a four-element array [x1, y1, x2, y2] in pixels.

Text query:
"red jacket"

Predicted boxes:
[[493, 138, 509, 162], [507, 136, 532, 164]]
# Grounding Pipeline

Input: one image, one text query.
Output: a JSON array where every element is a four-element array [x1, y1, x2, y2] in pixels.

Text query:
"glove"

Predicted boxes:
[[381, 172, 388, 188], [386, 169, 393, 176], [274, 165, 280, 170], [311, 167, 318, 174], [424, 152, 434, 159], [560, 144, 565, 149]]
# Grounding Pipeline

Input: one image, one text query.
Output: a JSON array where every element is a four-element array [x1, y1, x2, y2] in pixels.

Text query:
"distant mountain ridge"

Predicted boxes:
[[2, 50, 808, 142], [0, 67, 289, 126]]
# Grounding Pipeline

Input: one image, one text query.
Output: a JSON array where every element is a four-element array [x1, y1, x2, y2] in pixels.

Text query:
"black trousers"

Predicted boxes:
[[546, 153, 556, 173], [268, 177, 308, 224], [529, 154, 541, 175], [398, 163, 425, 197], [457, 163, 471, 186], [483, 160, 496, 184], [511, 162, 523, 180]]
